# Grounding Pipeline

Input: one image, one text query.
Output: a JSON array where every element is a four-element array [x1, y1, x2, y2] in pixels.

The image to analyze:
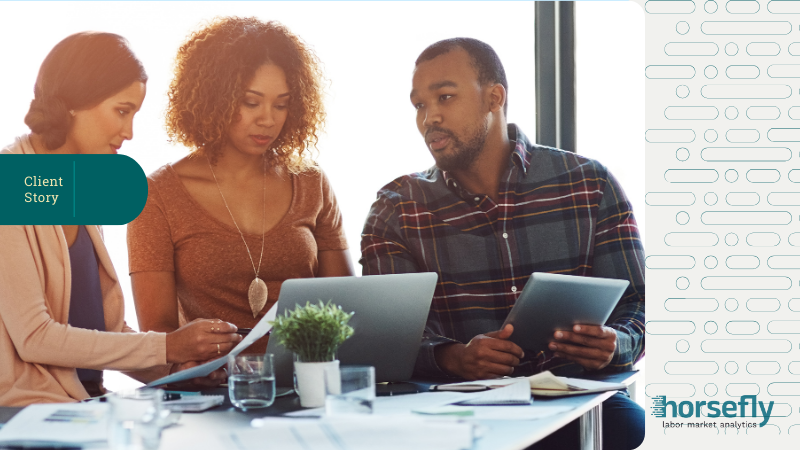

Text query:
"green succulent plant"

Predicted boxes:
[[269, 300, 355, 362]]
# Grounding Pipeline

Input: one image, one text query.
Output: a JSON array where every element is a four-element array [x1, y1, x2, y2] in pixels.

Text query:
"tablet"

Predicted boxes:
[[502, 272, 629, 354]]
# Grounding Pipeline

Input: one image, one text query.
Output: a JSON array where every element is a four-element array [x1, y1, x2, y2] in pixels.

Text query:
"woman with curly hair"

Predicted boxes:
[[128, 17, 353, 353], [0, 32, 240, 405]]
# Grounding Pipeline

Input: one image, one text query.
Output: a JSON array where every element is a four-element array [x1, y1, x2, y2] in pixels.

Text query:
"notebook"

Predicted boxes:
[[431, 370, 627, 400], [526, 371, 628, 397], [431, 379, 532, 405]]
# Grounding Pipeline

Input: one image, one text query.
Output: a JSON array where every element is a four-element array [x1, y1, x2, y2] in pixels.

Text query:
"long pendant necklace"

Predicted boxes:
[[207, 154, 268, 318]]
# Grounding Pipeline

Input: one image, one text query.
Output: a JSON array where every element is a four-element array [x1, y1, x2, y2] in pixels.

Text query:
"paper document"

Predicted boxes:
[[431, 378, 532, 404], [229, 416, 473, 450], [432, 371, 627, 398], [0, 403, 108, 446], [471, 405, 572, 420], [431, 377, 521, 392], [414, 404, 574, 420], [412, 405, 476, 416], [457, 379, 531, 405], [374, 392, 474, 415], [284, 391, 472, 418], [528, 371, 627, 397], [147, 303, 277, 387]]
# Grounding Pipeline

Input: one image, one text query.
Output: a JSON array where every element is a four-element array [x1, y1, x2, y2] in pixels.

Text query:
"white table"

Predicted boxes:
[[159, 373, 636, 450], [0, 372, 636, 450]]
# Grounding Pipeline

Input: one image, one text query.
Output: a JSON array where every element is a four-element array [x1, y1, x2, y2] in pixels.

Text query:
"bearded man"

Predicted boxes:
[[360, 38, 645, 450]]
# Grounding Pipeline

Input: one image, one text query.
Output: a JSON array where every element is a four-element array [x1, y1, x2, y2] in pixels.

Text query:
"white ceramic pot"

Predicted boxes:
[[294, 360, 340, 408]]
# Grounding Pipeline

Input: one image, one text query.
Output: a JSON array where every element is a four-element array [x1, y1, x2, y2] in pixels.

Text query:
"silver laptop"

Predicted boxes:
[[267, 273, 438, 387]]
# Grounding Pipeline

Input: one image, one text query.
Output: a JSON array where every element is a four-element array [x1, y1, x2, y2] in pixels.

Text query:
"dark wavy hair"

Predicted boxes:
[[165, 17, 325, 173], [24, 32, 148, 150], [416, 38, 508, 115]]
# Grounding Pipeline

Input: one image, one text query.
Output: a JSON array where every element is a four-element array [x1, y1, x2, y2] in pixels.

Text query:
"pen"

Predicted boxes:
[[163, 392, 181, 401], [235, 329, 272, 337], [164, 390, 201, 397], [431, 385, 492, 392], [5, 446, 81, 450]]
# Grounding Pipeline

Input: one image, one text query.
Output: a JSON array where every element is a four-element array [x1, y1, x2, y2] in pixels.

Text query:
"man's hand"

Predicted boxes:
[[435, 324, 525, 380], [549, 325, 617, 371]]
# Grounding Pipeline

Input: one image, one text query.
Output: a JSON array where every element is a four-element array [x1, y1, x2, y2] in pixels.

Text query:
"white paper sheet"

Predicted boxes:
[[284, 391, 473, 418], [526, 371, 627, 397], [413, 404, 574, 420], [146, 303, 277, 387], [432, 377, 522, 391], [374, 392, 475, 415], [0, 403, 109, 445], [457, 379, 531, 405], [230, 416, 473, 450], [470, 405, 572, 420]]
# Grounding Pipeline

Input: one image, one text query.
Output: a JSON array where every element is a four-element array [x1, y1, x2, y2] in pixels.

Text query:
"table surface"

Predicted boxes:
[[0, 372, 637, 450]]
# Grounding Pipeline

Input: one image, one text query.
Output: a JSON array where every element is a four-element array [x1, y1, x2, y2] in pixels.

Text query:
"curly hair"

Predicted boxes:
[[166, 17, 325, 173]]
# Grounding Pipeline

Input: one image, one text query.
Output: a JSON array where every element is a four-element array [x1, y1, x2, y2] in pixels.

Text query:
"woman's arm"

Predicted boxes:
[[0, 225, 162, 370], [318, 249, 355, 277], [131, 271, 181, 332], [0, 224, 240, 373], [131, 272, 241, 367]]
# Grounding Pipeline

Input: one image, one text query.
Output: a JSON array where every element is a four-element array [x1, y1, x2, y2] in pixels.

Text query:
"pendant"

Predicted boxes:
[[248, 277, 269, 318]]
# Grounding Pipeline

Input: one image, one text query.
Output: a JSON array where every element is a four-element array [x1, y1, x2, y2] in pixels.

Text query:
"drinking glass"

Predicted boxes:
[[228, 353, 276, 410], [325, 366, 376, 415], [107, 388, 164, 450]]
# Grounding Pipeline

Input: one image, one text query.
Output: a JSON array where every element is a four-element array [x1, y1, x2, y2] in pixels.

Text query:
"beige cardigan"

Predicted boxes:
[[0, 136, 168, 406]]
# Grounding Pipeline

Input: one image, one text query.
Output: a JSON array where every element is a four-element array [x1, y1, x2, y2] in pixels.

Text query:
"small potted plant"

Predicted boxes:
[[270, 300, 354, 407]]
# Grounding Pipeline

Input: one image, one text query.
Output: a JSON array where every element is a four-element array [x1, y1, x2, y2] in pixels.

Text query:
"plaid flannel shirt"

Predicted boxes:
[[360, 125, 645, 378]]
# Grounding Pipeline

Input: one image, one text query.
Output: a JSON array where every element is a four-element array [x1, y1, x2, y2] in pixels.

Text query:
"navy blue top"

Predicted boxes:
[[67, 225, 106, 383]]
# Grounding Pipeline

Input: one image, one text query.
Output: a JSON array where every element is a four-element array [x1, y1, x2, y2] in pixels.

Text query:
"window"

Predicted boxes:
[[575, 2, 646, 240], [575, 2, 645, 407]]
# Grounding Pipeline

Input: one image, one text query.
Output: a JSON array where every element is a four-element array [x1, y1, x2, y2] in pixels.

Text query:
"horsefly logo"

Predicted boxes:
[[652, 395, 667, 418], [651, 395, 774, 427]]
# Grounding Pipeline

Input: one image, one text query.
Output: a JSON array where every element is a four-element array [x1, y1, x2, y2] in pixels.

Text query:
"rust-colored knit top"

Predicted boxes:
[[127, 164, 348, 353]]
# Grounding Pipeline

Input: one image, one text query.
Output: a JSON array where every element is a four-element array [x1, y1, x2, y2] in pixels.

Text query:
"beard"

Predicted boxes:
[[429, 116, 489, 172]]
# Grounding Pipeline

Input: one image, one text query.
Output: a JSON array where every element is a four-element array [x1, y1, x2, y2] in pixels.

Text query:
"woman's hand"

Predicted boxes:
[[164, 360, 228, 390], [165, 319, 242, 364]]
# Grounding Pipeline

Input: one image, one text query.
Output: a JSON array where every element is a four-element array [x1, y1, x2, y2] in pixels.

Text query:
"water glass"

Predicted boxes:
[[325, 366, 376, 415], [228, 353, 276, 410], [107, 388, 164, 450]]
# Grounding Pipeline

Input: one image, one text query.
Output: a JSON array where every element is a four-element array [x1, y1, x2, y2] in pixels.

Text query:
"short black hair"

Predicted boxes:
[[415, 37, 508, 115]]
